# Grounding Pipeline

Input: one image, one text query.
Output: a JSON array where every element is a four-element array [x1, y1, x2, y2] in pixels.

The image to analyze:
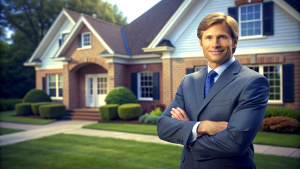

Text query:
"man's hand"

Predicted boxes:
[[170, 107, 190, 121], [197, 120, 228, 135]]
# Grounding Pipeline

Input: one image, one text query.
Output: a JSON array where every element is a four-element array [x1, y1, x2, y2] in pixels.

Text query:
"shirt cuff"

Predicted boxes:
[[188, 121, 201, 144]]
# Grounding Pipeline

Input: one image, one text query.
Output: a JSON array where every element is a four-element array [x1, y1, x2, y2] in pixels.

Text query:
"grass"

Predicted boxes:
[[0, 127, 24, 135], [0, 110, 55, 125], [83, 122, 300, 148], [253, 131, 300, 148], [0, 134, 299, 169], [83, 122, 158, 135]]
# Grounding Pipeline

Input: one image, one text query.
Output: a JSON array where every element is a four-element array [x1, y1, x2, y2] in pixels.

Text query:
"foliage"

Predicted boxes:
[[0, 99, 22, 111], [144, 115, 160, 124], [149, 107, 163, 116], [15, 103, 33, 115], [105, 87, 137, 105], [0, 110, 55, 124], [39, 104, 66, 119], [138, 115, 148, 123], [31, 102, 55, 115], [118, 103, 142, 120], [23, 89, 51, 103], [265, 108, 300, 121], [260, 116, 299, 133], [99, 104, 119, 121]]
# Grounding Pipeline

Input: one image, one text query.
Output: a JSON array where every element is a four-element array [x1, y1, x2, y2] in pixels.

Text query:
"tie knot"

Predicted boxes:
[[207, 70, 218, 78]]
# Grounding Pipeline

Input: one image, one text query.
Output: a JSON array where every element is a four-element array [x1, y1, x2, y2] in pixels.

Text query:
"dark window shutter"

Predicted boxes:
[[263, 2, 274, 36], [153, 72, 159, 100], [59, 39, 62, 47], [228, 7, 239, 23], [186, 68, 194, 75], [42, 77, 46, 92], [282, 64, 294, 102], [131, 73, 138, 97], [78, 34, 82, 48]]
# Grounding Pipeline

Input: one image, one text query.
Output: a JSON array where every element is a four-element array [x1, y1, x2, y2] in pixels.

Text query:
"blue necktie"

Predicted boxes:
[[205, 70, 218, 97]]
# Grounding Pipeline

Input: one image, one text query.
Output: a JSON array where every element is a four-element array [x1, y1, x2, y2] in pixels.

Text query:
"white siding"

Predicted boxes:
[[171, 0, 300, 58], [39, 19, 74, 69]]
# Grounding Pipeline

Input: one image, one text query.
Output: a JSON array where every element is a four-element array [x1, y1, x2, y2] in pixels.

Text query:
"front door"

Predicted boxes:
[[85, 74, 108, 107]]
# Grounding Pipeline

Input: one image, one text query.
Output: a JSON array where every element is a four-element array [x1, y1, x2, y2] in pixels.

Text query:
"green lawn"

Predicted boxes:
[[0, 110, 55, 125], [0, 127, 24, 135], [0, 134, 299, 169], [83, 122, 300, 148]]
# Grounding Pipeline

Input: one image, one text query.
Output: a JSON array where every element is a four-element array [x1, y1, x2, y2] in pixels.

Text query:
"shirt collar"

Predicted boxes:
[[207, 56, 236, 76]]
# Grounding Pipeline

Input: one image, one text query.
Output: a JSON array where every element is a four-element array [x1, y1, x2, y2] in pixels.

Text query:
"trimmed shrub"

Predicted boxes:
[[39, 104, 66, 119], [31, 102, 55, 115], [144, 115, 160, 124], [149, 107, 163, 116], [118, 104, 142, 120], [15, 103, 33, 115], [99, 104, 119, 120], [260, 116, 299, 133], [23, 89, 51, 103], [0, 99, 23, 111], [138, 115, 148, 123], [105, 87, 137, 105], [265, 108, 300, 121]]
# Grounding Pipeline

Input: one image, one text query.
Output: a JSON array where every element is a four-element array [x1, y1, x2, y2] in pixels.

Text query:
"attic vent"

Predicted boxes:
[[92, 14, 97, 18]]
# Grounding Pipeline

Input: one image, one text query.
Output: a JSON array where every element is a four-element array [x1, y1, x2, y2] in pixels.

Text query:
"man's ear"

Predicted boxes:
[[232, 36, 238, 49], [199, 39, 203, 50]]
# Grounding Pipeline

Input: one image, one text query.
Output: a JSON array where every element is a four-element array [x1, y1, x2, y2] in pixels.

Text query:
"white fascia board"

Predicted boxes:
[[29, 10, 66, 63], [62, 9, 76, 25], [23, 62, 42, 67], [82, 18, 114, 54], [104, 53, 162, 64], [142, 46, 175, 53], [51, 57, 72, 61], [100, 53, 131, 59], [273, 0, 300, 22]]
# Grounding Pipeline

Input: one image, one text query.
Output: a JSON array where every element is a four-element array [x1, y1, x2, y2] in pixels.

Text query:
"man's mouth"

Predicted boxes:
[[210, 50, 224, 54]]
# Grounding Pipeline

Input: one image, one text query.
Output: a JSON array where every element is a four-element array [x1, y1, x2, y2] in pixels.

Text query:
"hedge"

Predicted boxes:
[[260, 116, 299, 133], [31, 102, 55, 115], [15, 103, 33, 115], [0, 99, 23, 111], [99, 104, 119, 121], [23, 89, 51, 103], [138, 115, 148, 123], [39, 104, 66, 119], [118, 104, 142, 120], [265, 108, 300, 121], [144, 115, 160, 124], [105, 87, 137, 105]]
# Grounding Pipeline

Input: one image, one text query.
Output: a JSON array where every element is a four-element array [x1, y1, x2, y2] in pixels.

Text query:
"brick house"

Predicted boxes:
[[25, 0, 300, 113]]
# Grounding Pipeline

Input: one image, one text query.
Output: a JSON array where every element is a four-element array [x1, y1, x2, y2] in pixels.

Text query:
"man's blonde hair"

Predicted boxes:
[[197, 12, 239, 53]]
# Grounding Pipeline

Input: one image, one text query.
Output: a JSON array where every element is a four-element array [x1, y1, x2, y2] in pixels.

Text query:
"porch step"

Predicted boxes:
[[64, 108, 101, 121]]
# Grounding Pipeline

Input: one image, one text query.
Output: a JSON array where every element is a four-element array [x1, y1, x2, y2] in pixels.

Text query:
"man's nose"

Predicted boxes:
[[212, 38, 220, 48]]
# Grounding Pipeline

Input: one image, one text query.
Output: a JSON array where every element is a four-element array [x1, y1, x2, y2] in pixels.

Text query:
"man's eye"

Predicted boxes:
[[219, 36, 226, 39], [206, 36, 212, 39]]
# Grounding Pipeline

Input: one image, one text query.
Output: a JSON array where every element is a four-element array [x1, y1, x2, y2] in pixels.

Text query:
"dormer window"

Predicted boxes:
[[78, 32, 91, 49], [59, 32, 69, 47], [240, 3, 262, 37]]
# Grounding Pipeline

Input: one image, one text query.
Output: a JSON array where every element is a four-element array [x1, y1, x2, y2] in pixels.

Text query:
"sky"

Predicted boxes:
[[104, 0, 161, 23]]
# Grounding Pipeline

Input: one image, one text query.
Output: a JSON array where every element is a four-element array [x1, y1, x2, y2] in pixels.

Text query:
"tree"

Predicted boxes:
[[1, 0, 127, 99]]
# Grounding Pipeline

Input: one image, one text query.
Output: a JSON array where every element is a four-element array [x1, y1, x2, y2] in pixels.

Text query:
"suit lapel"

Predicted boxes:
[[197, 60, 242, 118]]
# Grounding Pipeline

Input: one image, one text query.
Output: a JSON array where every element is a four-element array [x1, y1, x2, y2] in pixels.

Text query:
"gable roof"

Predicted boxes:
[[124, 0, 185, 55]]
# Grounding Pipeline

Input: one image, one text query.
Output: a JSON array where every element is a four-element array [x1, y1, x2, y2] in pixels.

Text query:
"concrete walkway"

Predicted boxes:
[[0, 120, 299, 158]]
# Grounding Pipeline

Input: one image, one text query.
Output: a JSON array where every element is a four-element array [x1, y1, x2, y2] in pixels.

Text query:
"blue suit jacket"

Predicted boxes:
[[157, 60, 269, 169]]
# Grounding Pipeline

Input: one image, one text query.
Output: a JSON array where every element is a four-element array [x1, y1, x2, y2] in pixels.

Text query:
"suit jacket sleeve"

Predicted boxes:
[[190, 75, 269, 160], [157, 75, 197, 146]]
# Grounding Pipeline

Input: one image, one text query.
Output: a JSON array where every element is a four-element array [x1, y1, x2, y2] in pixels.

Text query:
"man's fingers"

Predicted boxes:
[[172, 108, 184, 120], [177, 107, 189, 119], [171, 110, 181, 120]]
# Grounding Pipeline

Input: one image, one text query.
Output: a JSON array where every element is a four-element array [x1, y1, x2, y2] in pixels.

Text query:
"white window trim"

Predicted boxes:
[[137, 71, 154, 101], [47, 74, 63, 100], [239, 3, 263, 38], [246, 64, 283, 104], [81, 32, 91, 49], [60, 31, 70, 44]]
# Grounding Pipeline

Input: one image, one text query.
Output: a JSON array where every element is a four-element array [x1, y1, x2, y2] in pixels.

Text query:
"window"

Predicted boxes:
[[138, 72, 153, 100], [194, 66, 205, 72], [240, 3, 262, 37], [82, 33, 91, 47], [48, 74, 63, 98], [59, 32, 69, 47], [248, 65, 282, 103]]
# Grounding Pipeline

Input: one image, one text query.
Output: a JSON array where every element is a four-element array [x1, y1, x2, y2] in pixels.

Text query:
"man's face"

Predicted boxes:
[[199, 22, 238, 69]]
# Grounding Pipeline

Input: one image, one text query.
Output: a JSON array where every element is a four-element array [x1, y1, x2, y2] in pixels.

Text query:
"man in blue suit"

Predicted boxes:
[[157, 12, 269, 169]]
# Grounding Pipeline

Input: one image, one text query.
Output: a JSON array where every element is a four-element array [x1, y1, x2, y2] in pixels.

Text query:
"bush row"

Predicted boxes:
[[0, 99, 23, 111], [265, 108, 300, 121], [15, 102, 66, 119], [99, 103, 142, 121]]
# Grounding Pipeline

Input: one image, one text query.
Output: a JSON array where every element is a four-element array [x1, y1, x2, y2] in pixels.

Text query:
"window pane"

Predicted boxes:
[[50, 89, 56, 97], [139, 72, 153, 99], [240, 4, 262, 37], [263, 65, 281, 101]]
